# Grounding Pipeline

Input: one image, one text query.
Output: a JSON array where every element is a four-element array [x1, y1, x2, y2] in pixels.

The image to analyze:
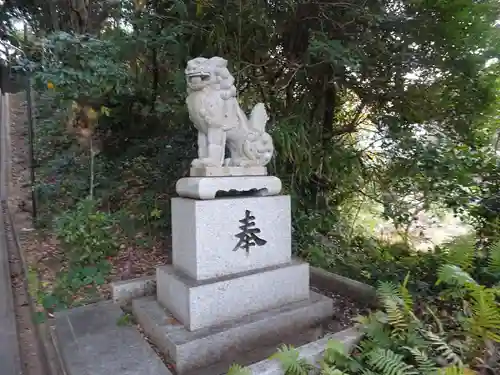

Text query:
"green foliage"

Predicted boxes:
[[227, 364, 251, 375], [487, 241, 500, 277], [303, 235, 500, 306], [116, 313, 133, 327], [270, 345, 313, 375], [367, 348, 419, 375], [437, 266, 500, 345], [54, 198, 118, 265], [445, 237, 476, 273], [31, 199, 119, 322], [33, 32, 131, 101], [6, 0, 500, 345], [236, 265, 499, 375], [33, 259, 112, 322], [15, 0, 499, 244]]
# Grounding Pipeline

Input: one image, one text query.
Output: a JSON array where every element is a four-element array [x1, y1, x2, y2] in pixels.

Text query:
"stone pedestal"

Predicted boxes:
[[170, 195, 291, 280], [134, 176, 334, 374]]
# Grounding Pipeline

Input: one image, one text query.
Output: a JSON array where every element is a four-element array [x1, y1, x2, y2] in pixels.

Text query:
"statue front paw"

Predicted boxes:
[[191, 158, 220, 168]]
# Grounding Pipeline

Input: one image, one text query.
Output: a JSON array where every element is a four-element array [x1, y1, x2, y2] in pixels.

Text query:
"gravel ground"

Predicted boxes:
[[312, 286, 373, 335]]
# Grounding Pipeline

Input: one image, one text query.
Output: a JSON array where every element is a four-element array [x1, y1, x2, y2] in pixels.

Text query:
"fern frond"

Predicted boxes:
[[445, 236, 476, 271], [377, 279, 414, 321], [423, 331, 463, 367], [399, 273, 414, 313], [377, 281, 400, 304], [358, 314, 394, 349], [326, 339, 348, 356], [367, 348, 419, 375], [487, 240, 500, 275], [436, 265, 476, 287], [319, 361, 349, 375], [437, 366, 467, 375], [270, 344, 313, 375], [376, 280, 414, 336], [466, 284, 500, 342], [384, 299, 408, 334], [403, 346, 438, 374], [227, 364, 251, 375], [323, 339, 363, 373], [323, 339, 349, 365], [425, 305, 445, 335]]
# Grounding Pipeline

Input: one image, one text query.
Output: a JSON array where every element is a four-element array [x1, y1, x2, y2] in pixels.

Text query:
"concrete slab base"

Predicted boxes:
[[53, 301, 172, 375], [132, 291, 333, 375]]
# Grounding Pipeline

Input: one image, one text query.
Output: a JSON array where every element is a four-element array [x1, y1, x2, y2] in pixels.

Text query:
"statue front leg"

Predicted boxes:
[[206, 127, 226, 166], [198, 131, 208, 158], [191, 132, 209, 167], [192, 128, 226, 167]]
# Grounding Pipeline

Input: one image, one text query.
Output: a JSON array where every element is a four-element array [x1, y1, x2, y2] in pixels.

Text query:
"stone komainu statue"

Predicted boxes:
[[185, 56, 274, 168]]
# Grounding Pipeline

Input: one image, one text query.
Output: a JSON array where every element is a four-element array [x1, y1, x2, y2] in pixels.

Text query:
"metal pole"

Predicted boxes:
[[0, 89, 9, 200], [24, 24, 37, 224]]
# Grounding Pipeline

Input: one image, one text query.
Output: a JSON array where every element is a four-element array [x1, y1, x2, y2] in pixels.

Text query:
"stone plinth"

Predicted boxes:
[[171, 195, 291, 280], [157, 260, 309, 331], [190, 166, 267, 177], [175, 176, 281, 200], [133, 166, 333, 372]]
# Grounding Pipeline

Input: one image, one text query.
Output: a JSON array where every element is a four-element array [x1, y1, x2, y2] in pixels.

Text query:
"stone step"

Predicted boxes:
[[133, 291, 333, 374], [52, 301, 172, 375], [157, 260, 310, 331], [186, 328, 320, 375]]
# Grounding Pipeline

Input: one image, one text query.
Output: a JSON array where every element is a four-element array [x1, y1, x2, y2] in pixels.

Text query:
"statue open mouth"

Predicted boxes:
[[186, 72, 210, 84]]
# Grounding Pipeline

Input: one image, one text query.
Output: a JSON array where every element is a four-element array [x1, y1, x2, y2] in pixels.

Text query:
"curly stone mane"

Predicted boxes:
[[213, 65, 237, 100]]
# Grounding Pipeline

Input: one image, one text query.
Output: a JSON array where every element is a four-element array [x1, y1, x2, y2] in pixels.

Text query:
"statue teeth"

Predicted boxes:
[[187, 72, 209, 78]]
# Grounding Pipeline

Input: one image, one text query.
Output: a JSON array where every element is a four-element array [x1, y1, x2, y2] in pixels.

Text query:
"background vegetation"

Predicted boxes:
[[1, 0, 500, 326]]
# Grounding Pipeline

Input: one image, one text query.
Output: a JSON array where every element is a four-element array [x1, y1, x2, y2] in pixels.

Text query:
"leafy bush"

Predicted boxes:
[[32, 199, 118, 322], [302, 235, 500, 302], [36, 260, 111, 316], [54, 198, 118, 265], [233, 264, 500, 374]]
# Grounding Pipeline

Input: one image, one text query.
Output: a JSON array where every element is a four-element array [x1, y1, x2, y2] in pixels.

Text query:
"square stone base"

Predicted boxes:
[[132, 292, 333, 374], [171, 195, 292, 280], [157, 260, 309, 331]]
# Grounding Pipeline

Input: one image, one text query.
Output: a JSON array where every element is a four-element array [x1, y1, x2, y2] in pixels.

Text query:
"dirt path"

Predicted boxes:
[[6, 91, 50, 375], [8, 92, 33, 230]]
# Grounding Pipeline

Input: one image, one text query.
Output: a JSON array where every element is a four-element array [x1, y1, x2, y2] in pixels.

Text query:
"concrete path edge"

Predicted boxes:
[[0, 205, 22, 375], [0, 90, 23, 375], [241, 327, 362, 375], [309, 266, 378, 306], [1, 201, 64, 375]]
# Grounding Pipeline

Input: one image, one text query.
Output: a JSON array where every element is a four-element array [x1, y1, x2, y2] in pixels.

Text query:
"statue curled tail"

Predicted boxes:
[[240, 103, 274, 166]]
